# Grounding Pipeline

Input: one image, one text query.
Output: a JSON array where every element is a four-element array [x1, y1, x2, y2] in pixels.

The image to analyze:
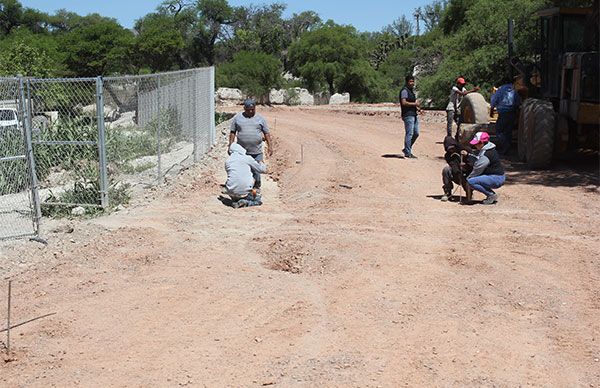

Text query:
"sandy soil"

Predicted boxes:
[[1, 105, 599, 387]]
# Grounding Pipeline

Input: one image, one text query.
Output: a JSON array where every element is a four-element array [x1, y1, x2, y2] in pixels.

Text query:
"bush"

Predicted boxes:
[[0, 126, 30, 195], [217, 51, 283, 99]]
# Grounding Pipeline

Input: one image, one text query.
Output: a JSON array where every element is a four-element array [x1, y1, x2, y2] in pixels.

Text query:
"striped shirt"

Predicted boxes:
[[230, 112, 269, 155]]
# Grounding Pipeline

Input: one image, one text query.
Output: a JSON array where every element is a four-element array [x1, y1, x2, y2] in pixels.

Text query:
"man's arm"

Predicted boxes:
[[247, 157, 267, 174], [228, 132, 236, 153], [468, 155, 490, 179], [457, 86, 480, 96], [400, 98, 420, 108], [264, 132, 274, 157]]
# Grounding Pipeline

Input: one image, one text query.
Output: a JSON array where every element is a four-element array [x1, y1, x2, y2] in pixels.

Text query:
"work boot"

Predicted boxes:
[[482, 193, 498, 205]]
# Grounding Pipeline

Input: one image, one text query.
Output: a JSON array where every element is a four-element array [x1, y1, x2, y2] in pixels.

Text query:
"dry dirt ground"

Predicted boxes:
[[1, 105, 599, 387]]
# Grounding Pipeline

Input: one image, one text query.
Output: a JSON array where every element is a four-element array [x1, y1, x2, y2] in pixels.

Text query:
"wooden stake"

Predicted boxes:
[[7, 280, 11, 354]]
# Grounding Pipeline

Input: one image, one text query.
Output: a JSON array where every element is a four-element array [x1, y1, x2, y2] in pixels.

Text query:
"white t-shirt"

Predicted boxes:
[[446, 86, 465, 111]]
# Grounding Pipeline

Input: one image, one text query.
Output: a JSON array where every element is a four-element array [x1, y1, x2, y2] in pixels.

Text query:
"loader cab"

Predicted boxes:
[[537, 7, 591, 100]]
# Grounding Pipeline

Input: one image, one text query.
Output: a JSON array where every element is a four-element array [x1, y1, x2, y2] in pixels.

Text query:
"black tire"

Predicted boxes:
[[526, 99, 556, 169], [460, 93, 489, 125], [517, 99, 534, 162]]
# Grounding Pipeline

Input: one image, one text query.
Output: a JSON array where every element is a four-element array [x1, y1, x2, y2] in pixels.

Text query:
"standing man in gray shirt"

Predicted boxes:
[[229, 99, 274, 191]]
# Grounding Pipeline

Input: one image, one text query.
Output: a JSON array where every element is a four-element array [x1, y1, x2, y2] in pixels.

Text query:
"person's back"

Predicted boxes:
[[230, 111, 269, 155], [491, 83, 519, 113], [225, 143, 267, 197]]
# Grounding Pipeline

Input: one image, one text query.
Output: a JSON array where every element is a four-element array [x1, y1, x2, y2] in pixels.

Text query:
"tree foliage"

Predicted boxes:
[[60, 15, 135, 76], [217, 51, 282, 99], [0, 0, 594, 106], [134, 13, 185, 72], [0, 42, 53, 77]]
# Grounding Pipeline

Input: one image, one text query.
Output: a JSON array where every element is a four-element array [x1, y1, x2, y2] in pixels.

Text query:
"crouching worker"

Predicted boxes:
[[225, 143, 267, 208], [461, 132, 505, 205], [441, 136, 472, 202]]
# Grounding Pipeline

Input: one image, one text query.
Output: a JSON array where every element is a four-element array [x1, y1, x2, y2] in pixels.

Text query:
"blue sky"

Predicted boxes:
[[21, 0, 434, 33]]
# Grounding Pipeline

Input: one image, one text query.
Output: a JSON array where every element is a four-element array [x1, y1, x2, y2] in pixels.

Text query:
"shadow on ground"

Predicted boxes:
[[426, 194, 482, 205], [217, 195, 235, 207], [505, 151, 599, 188], [381, 154, 405, 159]]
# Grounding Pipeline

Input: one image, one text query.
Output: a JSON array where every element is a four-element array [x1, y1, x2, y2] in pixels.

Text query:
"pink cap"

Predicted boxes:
[[470, 131, 490, 145], [457, 77, 466, 84]]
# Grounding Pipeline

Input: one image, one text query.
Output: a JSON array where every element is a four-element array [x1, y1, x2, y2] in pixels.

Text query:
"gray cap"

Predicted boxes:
[[243, 98, 256, 108]]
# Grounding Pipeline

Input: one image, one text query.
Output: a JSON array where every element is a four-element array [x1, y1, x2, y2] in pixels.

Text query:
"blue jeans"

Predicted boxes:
[[235, 193, 263, 208], [468, 175, 505, 197], [496, 110, 516, 154], [402, 115, 419, 156], [248, 153, 263, 188]]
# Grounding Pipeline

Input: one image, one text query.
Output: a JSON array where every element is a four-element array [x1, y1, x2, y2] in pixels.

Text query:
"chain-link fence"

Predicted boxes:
[[0, 77, 40, 240], [104, 68, 214, 189], [0, 67, 215, 240]]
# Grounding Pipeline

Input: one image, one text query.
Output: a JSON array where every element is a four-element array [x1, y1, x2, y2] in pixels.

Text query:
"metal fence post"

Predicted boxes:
[[156, 76, 162, 183], [19, 77, 42, 236], [96, 76, 109, 208], [209, 67, 216, 146], [192, 70, 199, 163]]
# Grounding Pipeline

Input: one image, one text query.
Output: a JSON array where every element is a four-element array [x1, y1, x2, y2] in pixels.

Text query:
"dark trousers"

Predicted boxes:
[[248, 153, 264, 189], [496, 110, 516, 155], [442, 165, 470, 196]]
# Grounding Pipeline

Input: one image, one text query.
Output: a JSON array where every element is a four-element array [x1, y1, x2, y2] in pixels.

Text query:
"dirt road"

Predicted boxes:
[[1, 105, 599, 386]]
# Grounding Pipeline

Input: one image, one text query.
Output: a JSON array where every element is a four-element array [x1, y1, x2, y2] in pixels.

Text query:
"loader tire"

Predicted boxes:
[[460, 93, 489, 125], [526, 99, 555, 169], [517, 99, 534, 162]]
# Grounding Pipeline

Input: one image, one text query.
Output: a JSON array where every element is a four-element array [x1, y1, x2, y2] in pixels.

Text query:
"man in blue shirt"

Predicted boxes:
[[490, 79, 521, 155]]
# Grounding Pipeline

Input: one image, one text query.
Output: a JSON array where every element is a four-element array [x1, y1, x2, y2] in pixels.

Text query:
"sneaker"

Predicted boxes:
[[407, 154, 418, 159], [482, 193, 498, 205], [441, 194, 449, 202]]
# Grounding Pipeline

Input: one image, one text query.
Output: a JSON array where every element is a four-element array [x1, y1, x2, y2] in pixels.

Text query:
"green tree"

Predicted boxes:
[[224, 3, 287, 60], [60, 15, 135, 76], [0, 28, 63, 76], [134, 13, 185, 71], [377, 48, 414, 91], [188, 0, 235, 65], [0, 42, 54, 77], [288, 23, 366, 95], [285, 11, 322, 42], [418, 1, 446, 32], [383, 15, 413, 38], [0, 0, 23, 35], [417, 0, 547, 106], [217, 51, 282, 99]]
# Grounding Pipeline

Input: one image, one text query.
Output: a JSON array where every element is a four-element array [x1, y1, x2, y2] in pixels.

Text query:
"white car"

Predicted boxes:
[[0, 108, 19, 130]]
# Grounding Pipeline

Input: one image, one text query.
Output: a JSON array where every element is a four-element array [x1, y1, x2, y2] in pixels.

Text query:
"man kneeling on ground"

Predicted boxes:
[[225, 143, 267, 208], [441, 136, 472, 202], [461, 132, 505, 205]]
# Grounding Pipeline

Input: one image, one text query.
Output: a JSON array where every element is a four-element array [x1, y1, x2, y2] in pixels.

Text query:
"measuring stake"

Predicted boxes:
[[6, 280, 12, 354]]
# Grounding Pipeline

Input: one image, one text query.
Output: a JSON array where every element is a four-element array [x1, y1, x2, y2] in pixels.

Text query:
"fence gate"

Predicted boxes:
[[0, 78, 41, 240], [27, 77, 107, 214]]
